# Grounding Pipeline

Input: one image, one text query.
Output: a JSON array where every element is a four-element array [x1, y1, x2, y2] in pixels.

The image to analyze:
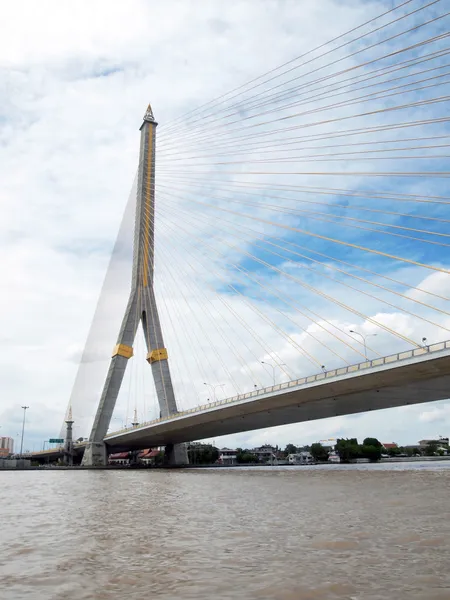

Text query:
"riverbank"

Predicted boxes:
[[380, 455, 450, 462], [2, 455, 450, 470]]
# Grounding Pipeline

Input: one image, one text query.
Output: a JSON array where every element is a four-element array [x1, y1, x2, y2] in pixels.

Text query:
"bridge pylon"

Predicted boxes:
[[82, 104, 188, 467]]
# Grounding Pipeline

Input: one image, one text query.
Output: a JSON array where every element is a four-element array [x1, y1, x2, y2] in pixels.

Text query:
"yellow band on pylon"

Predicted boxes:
[[142, 126, 154, 288], [147, 348, 168, 363], [112, 344, 134, 359]]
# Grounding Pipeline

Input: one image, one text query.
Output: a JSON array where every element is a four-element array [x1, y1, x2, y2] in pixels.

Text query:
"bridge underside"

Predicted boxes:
[[105, 353, 450, 451]]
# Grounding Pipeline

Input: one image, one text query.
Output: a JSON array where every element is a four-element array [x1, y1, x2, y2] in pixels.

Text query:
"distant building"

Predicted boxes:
[[0, 437, 14, 456], [328, 453, 341, 463], [287, 452, 314, 465], [274, 450, 286, 460], [138, 449, 162, 465], [218, 448, 237, 465], [382, 443, 398, 450], [419, 437, 449, 448], [108, 452, 129, 465], [404, 444, 421, 453], [252, 445, 276, 462]]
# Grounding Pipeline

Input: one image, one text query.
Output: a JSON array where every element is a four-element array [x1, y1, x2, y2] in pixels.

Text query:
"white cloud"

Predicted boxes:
[[419, 404, 450, 424]]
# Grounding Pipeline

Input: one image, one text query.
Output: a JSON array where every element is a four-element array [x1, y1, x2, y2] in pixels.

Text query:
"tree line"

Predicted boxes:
[[310, 438, 384, 462], [186, 438, 448, 465], [309, 438, 448, 462]]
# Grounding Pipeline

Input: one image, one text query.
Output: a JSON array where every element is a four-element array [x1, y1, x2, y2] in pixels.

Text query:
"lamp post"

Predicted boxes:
[[20, 406, 29, 456], [203, 382, 214, 399], [203, 382, 225, 402], [261, 361, 287, 386], [349, 330, 377, 360]]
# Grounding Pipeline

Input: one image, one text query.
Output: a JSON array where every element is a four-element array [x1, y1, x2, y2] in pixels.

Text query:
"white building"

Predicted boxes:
[[252, 445, 276, 462], [328, 453, 341, 463], [0, 437, 14, 456], [419, 437, 449, 448], [219, 448, 237, 465], [288, 452, 314, 465]]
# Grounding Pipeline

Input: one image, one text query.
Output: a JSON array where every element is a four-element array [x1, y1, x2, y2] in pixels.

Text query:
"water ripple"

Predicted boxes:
[[1, 463, 450, 599]]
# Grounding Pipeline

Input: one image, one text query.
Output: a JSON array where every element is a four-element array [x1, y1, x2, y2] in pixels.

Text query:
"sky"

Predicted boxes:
[[1, 0, 450, 453]]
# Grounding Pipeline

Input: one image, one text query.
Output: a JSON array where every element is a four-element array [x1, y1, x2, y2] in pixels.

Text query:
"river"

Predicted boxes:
[[1, 462, 449, 599]]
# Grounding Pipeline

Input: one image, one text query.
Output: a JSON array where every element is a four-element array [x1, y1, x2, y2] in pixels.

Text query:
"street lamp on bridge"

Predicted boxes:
[[349, 330, 377, 360], [261, 361, 287, 386], [203, 382, 226, 402]]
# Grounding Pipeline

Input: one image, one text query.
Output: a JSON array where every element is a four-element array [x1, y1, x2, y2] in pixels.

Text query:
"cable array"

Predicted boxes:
[[69, 0, 450, 431], [146, 0, 450, 411]]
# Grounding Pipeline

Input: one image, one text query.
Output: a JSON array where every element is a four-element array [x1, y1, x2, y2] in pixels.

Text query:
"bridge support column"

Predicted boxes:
[[82, 442, 107, 467], [164, 443, 188, 466]]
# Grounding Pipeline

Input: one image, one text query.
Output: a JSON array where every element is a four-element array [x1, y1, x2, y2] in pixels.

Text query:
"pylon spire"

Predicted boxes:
[[143, 103, 155, 123]]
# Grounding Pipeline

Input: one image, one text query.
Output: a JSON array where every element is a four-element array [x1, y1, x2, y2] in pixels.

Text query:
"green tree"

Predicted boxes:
[[236, 449, 258, 464], [360, 444, 381, 461], [285, 443, 297, 455], [425, 442, 438, 456], [237, 452, 258, 464], [310, 443, 329, 462], [154, 451, 164, 466], [387, 446, 401, 457], [363, 437, 382, 448], [188, 444, 219, 464], [336, 438, 360, 462]]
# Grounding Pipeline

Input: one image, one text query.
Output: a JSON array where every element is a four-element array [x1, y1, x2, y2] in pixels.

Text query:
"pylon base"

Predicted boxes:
[[164, 443, 189, 466], [82, 442, 107, 467]]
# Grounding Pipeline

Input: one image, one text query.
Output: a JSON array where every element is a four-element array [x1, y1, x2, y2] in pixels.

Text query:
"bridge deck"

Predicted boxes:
[[104, 341, 450, 450]]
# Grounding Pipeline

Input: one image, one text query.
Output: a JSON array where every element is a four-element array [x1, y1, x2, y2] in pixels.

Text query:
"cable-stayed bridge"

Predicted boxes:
[[36, 0, 450, 465]]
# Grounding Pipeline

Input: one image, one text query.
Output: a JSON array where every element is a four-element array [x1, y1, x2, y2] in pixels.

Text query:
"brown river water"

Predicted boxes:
[[1, 462, 450, 600]]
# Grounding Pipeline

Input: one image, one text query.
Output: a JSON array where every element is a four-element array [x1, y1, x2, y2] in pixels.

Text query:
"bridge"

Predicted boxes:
[[31, 1, 450, 466], [103, 341, 450, 449], [31, 340, 450, 463]]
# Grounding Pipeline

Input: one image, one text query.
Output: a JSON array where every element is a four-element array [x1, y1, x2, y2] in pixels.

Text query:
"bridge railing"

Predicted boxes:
[[31, 446, 64, 455], [105, 340, 450, 438]]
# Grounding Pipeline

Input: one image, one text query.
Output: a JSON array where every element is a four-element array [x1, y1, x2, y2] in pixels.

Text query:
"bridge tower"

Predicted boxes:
[[63, 406, 74, 466], [82, 104, 188, 467]]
